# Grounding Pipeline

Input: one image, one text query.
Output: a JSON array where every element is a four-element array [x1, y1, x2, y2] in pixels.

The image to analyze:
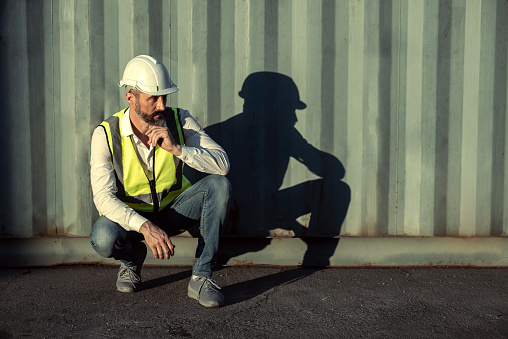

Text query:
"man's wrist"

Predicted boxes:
[[171, 144, 183, 157], [139, 220, 152, 233], [133, 215, 149, 233]]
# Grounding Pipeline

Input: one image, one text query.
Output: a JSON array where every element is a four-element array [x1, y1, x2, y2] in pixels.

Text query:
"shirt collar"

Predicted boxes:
[[121, 108, 134, 137]]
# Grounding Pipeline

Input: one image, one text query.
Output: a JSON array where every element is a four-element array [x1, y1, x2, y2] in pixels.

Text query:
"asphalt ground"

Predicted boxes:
[[0, 265, 507, 338]]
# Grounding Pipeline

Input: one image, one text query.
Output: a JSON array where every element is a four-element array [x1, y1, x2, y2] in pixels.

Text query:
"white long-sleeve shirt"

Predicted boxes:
[[90, 108, 229, 232]]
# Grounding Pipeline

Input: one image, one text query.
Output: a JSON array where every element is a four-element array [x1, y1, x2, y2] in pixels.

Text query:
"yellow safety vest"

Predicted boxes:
[[99, 107, 192, 212]]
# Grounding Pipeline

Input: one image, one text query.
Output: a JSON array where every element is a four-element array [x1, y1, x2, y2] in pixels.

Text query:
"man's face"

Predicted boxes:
[[133, 91, 167, 126]]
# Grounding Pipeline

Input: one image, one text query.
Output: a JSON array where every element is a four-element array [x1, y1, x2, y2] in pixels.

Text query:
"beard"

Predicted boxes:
[[134, 101, 166, 126]]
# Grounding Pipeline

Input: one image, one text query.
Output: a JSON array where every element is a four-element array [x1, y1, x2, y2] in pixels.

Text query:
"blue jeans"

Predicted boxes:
[[90, 175, 232, 277]]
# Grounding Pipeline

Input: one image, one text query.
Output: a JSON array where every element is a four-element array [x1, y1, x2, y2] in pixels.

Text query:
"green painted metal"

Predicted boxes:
[[0, 0, 507, 265]]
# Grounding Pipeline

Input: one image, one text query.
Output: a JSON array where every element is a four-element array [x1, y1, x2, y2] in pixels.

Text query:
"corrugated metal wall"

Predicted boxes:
[[1, 0, 507, 241]]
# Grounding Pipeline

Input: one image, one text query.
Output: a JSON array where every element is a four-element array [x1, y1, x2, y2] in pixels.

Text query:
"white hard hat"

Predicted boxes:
[[119, 55, 178, 95]]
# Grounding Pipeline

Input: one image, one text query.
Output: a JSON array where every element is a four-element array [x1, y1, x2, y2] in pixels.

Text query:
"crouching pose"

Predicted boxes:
[[90, 55, 231, 307]]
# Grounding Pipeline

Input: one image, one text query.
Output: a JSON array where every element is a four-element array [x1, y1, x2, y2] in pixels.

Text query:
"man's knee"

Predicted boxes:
[[205, 175, 232, 200], [90, 217, 122, 258]]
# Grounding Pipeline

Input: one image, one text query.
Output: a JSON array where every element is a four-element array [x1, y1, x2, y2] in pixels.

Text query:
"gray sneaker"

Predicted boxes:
[[116, 243, 147, 293], [188, 276, 224, 307]]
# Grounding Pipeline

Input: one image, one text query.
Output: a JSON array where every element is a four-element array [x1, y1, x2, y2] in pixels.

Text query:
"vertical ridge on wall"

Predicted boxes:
[[206, 0, 221, 127], [161, 0, 171, 74], [58, 0, 78, 235], [420, 0, 439, 236], [277, 0, 292, 212], [219, 1, 236, 127], [334, 0, 351, 232], [445, 0, 466, 236], [264, 0, 278, 73], [118, 1, 135, 67], [403, 0, 424, 235], [52, 0, 63, 235], [17, 1, 32, 237], [363, 0, 380, 236], [27, 0, 48, 235], [460, 0, 481, 236], [148, 0, 163, 59], [288, 0, 309, 235], [1, 1, 33, 237], [74, 0, 93, 236], [476, 0, 496, 236], [497, 0, 508, 237], [277, 0, 292, 76], [387, 0, 399, 236], [344, 0, 364, 236], [395, 0, 408, 236], [103, 0, 120, 117], [304, 0, 322, 215], [43, 0, 57, 235], [169, 0, 179, 109], [320, 0, 335, 157], [192, 0, 207, 124], [434, 0, 453, 237], [89, 0, 105, 227]]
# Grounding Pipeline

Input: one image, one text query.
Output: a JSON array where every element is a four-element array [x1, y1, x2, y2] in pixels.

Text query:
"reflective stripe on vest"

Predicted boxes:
[[100, 107, 191, 212]]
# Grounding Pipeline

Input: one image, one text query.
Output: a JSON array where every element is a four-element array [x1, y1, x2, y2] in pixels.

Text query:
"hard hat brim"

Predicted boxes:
[[119, 81, 179, 96], [138, 86, 179, 96]]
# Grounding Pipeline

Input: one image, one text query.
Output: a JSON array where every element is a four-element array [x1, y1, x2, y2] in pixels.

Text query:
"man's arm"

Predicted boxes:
[[90, 126, 148, 232], [177, 109, 230, 175]]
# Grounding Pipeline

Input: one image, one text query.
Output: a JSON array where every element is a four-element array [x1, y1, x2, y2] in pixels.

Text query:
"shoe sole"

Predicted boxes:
[[187, 289, 222, 308], [117, 287, 136, 293]]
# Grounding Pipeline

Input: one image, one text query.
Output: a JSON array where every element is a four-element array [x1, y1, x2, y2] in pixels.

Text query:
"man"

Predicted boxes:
[[90, 55, 231, 308]]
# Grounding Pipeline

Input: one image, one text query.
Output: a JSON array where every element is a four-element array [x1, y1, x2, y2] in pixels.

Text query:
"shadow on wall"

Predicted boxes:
[[186, 72, 351, 266]]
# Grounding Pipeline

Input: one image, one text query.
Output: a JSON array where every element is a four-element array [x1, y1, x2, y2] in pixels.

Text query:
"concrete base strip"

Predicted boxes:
[[0, 237, 507, 267]]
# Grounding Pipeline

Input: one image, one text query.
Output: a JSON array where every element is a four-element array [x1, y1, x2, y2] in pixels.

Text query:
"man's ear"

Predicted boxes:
[[126, 92, 136, 104]]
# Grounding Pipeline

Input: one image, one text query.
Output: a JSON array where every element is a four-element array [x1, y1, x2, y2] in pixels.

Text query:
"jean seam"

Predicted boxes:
[[201, 189, 208, 240], [195, 189, 209, 276], [192, 258, 202, 276]]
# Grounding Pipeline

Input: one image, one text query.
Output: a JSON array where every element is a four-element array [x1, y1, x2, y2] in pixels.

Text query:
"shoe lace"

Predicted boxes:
[[201, 277, 221, 291], [118, 265, 140, 284]]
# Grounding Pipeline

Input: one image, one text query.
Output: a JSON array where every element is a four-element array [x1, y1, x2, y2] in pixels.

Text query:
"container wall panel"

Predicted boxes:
[[0, 0, 507, 241]]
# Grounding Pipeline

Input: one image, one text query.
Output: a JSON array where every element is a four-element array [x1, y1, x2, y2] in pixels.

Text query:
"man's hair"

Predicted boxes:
[[125, 85, 140, 97]]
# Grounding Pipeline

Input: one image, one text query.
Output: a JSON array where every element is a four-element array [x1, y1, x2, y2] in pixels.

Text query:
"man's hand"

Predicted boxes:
[[139, 220, 174, 259], [146, 125, 182, 156]]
